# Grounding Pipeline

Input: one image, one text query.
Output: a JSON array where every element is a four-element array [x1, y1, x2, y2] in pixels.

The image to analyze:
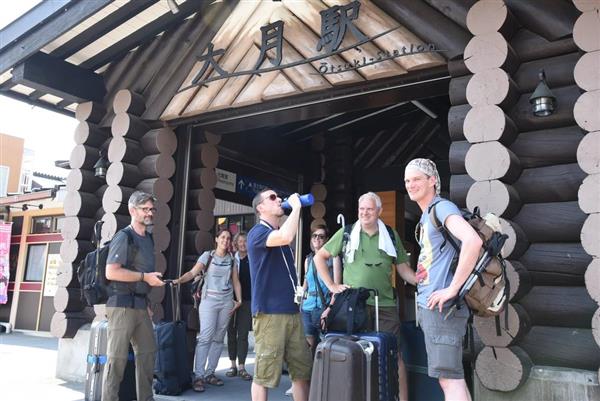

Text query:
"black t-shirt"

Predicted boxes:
[[238, 255, 252, 301]]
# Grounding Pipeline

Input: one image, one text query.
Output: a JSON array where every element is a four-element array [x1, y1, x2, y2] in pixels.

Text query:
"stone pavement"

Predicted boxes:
[[0, 331, 292, 401]]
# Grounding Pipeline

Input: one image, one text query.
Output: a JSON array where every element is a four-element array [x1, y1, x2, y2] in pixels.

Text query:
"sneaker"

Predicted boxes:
[[285, 385, 293, 396]]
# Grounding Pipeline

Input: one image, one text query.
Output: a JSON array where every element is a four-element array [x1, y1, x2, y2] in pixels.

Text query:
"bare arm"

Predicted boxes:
[[231, 263, 242, 310], [315, 247, 348, 294], [106, 263, 164, 287], [396, 261, 416, 286], [427, 214, 482, 311], [265, 194, 301, 247], [173, 262, 205, 285], [303, 258, 308, 290]]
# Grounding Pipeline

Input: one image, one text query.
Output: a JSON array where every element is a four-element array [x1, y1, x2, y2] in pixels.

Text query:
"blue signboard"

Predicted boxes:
[[236, 175, 290, 200]]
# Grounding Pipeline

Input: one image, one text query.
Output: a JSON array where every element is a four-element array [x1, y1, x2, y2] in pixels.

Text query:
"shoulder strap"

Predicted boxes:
[[120, 226, 138, 271], [310, 254, 328, 307], [384, 224, 397, 264], [428, 202, 460, 253]]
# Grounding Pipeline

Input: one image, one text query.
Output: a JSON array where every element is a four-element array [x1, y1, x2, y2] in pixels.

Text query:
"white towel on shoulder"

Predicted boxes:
[[346, 219, 397, 263]]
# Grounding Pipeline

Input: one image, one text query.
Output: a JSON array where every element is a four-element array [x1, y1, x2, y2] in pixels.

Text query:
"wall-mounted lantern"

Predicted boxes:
[[529, 69, 556, 117], [94, 152, 109, 179]]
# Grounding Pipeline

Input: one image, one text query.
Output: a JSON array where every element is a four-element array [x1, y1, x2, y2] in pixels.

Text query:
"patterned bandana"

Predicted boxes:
[[405, 158, 441, 196]]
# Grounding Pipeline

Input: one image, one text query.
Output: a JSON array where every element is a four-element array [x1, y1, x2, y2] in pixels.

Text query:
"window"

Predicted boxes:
[[24, 244, 46, 282], [11, 216, 23, 235], [30, 215, 64, 234]]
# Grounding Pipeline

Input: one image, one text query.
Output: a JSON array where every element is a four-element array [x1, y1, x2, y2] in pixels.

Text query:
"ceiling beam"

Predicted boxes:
[[0, 0, 113, 75], [0, 91, 73, 118], [80, 0, 207, 70], [51, 0, 159, 59], [11, 52, 106, 103], [0, 0, 72, 53]]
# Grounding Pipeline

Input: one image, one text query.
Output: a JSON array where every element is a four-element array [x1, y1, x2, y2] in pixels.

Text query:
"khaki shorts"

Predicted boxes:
[[367, 305, 402, 349], [252, 313, 313, 388], [417, 306, 469, 379]]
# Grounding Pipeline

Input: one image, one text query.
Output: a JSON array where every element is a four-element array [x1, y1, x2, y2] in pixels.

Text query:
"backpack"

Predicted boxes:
[[189, 252, 234, 307], [428, 200, 509, 321], [324, 287, 374, 334], [190, 252, 212, 308], [77, 223, 143, 306]]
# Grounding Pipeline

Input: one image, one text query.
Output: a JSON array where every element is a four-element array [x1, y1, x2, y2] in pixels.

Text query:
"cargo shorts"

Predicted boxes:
[[417, 306, 469, 379], [252, 313, 313, 388]]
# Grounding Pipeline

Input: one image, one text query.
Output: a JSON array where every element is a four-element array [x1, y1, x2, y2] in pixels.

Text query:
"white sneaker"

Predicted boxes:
[[285, 385, 293, 396]]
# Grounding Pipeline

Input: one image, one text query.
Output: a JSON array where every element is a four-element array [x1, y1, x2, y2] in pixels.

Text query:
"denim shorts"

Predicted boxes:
[[301, 309, 323, 338], [417, 306, 469, 379]]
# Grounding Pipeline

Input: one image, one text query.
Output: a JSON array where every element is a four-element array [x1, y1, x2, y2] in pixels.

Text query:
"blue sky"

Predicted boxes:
[[1, 1, 77, 177]]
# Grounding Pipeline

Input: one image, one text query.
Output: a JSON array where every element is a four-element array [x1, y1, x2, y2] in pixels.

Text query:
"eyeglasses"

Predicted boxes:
[[311, 234, 326, 240], [136, 206, 156, 213], [259, 193, 278, 204]]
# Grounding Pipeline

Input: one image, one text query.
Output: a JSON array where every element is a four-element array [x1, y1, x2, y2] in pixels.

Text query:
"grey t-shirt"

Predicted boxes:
[[416, 197, 462, 308], [106, 227, 155, 309], [198, 251, 234, 299]]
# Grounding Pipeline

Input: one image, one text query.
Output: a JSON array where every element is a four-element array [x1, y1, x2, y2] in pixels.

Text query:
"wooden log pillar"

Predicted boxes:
[[463, 2, 533, 392], [572, 0, 600, 365], [104, 90, 177, 313], [186, 132, 219, 257], [309, 135, 327, 232], [54, 101, 109, 338]]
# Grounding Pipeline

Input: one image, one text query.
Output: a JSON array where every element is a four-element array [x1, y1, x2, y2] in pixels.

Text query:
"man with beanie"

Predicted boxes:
[[404, 159, 481, 401]]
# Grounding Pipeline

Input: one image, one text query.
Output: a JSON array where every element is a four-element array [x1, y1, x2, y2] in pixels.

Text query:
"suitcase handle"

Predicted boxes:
[[167, 281, 180, 321]]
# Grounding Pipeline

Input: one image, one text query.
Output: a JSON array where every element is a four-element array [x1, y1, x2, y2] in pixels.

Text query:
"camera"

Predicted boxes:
[[294, 285, 305, 305]]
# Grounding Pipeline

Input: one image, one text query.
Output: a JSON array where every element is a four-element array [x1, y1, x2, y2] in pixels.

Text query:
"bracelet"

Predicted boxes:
[[140, 272, 144, 282]]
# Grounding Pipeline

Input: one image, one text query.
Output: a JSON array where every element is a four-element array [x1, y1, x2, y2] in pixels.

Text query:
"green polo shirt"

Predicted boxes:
[[324, 224, 409, 307]]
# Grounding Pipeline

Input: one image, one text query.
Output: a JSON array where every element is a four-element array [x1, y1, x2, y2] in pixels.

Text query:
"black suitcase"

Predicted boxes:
[[85, 320, 137, 401], [153, 282, 190, 395], [309, 336, 378, 401]]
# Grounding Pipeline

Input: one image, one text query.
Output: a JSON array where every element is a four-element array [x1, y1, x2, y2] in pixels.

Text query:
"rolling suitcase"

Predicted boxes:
[[85, 320, 137, 401], [309, 336, 378, 401], [153, 282, 190, 395], [327, 290, 399, 401]]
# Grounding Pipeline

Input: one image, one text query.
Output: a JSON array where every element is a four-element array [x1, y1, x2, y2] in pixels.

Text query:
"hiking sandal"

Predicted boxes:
[[238, 369, 252, 381], [205, 374, 224, 386], [225, 367, 238, 377], [192, 379, 205, 392]]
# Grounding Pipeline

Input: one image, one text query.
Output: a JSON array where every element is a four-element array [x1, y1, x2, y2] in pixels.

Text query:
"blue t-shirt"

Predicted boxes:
[[247, 221, 299, 315], [301, 254, 333, 312], [416, 197, 462, 308]]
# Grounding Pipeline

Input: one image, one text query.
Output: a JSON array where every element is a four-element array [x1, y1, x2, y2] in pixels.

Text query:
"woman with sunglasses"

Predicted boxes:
[[173, 228, 242, 393], [301, 224, 342, 354]]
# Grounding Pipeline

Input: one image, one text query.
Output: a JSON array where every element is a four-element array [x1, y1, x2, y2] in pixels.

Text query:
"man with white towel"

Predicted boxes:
[[314, 191, 417, 401]]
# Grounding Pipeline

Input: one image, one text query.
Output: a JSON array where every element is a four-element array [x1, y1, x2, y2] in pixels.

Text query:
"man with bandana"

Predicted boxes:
[[404, 159, 481, 401]]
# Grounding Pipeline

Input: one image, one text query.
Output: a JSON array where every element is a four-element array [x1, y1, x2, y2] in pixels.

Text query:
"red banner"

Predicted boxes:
[[0, 222, 12, 304]]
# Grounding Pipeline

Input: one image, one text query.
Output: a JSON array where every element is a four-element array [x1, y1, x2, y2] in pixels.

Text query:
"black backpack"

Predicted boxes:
[[324, 287, 375, 334], [77, 222, 140, 306]]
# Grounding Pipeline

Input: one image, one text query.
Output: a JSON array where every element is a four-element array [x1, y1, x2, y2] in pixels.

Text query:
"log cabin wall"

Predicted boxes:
[[53, 102, 108, 338], [572, 0, 600, 384], [452, 0, 600, 393]]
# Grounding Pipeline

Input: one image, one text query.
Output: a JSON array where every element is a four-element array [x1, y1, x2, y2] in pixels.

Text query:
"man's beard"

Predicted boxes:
[[142, 217, 153, 226]]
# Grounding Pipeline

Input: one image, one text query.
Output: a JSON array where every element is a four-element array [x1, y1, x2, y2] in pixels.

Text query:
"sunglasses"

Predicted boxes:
[[311, 233, 326, 240], [260, 193, 278, 204], [365, 262, 383, 268]]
